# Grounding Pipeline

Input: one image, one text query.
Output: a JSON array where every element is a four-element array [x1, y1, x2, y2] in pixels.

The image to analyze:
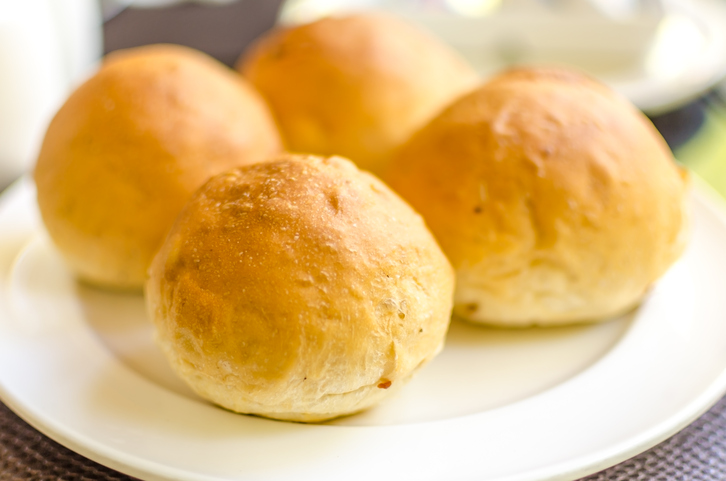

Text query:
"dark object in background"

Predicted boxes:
[[104, 0, 285, 67], [649, 100, 706, 151]]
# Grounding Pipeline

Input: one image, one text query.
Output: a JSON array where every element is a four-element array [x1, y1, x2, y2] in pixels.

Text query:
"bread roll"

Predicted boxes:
[[384, 67, 689, 326], [238, 13, 479, 175], [146, 154, 454, 422], [34, 44, 282, 290]]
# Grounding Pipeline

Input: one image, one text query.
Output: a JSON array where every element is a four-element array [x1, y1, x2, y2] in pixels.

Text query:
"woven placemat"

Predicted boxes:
[[2, 396, 725, 481], [0, 401, 134, 480]]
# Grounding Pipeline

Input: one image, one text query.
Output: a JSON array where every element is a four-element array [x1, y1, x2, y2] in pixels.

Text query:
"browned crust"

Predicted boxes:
[[34, 44, 282, 289], [238, 13, 479, 175], [146, 154, 454, 421], [384, 67, 689, 325]]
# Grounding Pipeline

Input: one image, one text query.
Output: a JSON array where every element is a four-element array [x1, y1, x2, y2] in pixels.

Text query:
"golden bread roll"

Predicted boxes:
[[238, 13, 479, 175], [384, 67, 689, 326], [146, 154, 454, 422], [34, 44, 282, 290]]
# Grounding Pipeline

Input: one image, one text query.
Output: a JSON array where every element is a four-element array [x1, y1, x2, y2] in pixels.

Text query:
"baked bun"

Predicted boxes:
[[34, 44, 282, 290], [238, 13, 478, 175], [384, 67, 689, 326], [146, 154, 454, 422]]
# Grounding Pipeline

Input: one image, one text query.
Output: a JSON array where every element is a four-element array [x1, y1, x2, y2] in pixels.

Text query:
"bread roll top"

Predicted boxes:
[[147, 154, 454, 421], [34, 44, 281, 289], [385, 67, 689, 325], [239, 13, 479, 175]]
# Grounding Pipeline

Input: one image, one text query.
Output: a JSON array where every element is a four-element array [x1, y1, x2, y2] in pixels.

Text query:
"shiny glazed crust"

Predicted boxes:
[[385, 67, 689, 326], [34, 44, 282, 290], [239, 13, 479, 175], [146, 154, 454, 422]]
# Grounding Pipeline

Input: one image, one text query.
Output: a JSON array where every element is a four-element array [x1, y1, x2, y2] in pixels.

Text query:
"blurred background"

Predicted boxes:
[[1, 0, 726, 195]]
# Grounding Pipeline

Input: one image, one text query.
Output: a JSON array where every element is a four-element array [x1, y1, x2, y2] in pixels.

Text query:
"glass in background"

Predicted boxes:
[[0, 0, 102, 190]]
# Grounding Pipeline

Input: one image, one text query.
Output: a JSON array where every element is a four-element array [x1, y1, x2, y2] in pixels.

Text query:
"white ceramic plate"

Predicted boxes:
[[2, 178, 726, 481]]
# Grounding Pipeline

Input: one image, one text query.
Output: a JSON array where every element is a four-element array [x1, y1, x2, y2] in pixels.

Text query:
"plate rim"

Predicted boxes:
[[2, 178, 726, 481]]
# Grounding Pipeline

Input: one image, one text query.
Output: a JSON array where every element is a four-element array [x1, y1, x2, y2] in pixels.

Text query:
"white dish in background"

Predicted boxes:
[[1, 177, 726, 480], [278, 0, 726, 114]]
